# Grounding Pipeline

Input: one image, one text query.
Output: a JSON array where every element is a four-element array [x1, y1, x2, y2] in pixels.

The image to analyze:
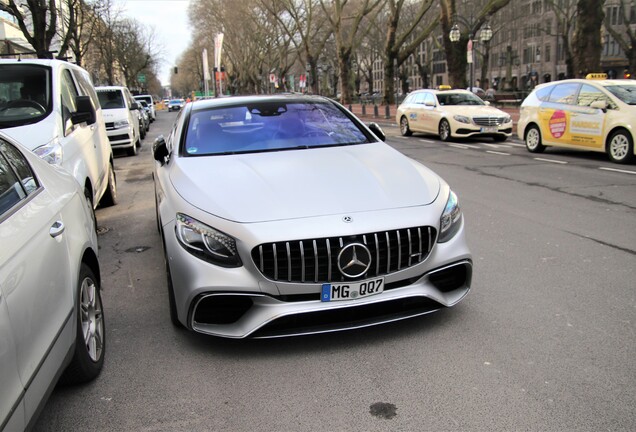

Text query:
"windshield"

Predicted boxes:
[[97, 90, 125, 109], [183, 100, 370, 156], [436, 92, 485, 106], [605, 84, 636, 105], [0, 64, 52, 129]]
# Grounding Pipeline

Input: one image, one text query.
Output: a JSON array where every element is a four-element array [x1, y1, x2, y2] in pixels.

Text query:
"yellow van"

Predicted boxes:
[[517, 75, 636, 163]]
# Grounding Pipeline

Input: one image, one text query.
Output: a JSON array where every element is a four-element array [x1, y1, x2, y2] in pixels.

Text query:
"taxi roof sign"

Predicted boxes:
[[586, 73, 607, 80], [438, 85, 452, 90]]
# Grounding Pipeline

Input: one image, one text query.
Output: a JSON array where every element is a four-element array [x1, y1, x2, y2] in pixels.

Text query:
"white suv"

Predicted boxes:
[[0, 59, 117, 209], [96, 86, 142, 156]]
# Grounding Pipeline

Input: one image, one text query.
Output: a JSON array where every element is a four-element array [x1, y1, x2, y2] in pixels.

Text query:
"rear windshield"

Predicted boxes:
[[0, 64, 53, 129], [183, 100, 370, 156], [97, 90, 125, 109]]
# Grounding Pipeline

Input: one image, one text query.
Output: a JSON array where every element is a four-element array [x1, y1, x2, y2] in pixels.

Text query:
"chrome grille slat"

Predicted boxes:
[[473, 116, 505, 127], [252, 225, 436, 283]]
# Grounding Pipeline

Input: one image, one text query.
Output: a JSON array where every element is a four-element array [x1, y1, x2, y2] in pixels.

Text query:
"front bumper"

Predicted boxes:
[[105, 127, 134, 148], [162, 208, 472, 339]]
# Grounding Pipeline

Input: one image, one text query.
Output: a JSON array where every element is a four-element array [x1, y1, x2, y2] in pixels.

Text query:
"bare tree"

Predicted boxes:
[[319, 0, 385, 104], [1, 0, 60, 58], [381, 0, 437, 105], [57, 0, 103, 66], [571, 0, 604, 76], [440, 0, 512, 88]]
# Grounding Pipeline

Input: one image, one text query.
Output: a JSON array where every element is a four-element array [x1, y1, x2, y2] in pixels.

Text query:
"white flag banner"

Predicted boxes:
[[202, 49, 210, 81], [214, 33, 224, 70]]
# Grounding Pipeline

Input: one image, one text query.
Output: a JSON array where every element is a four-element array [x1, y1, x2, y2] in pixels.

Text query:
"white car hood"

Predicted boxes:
[[170, 143, 441, 223], [0, 114, 57, 150], [444, 105, 509, 116]]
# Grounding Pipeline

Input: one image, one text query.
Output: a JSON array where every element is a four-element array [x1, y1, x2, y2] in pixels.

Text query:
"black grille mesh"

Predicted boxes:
[[251, 226, 436, 283]]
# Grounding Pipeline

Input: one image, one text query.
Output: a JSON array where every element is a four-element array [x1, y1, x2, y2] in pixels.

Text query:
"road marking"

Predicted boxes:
[[450, 144, 470, 149], [419, 139, 435, 143], [599, 167, 636, 175], [484, 143, 513, 149], [486, 150, 511, 156], [508, 142, 526, 148], [397, 136, 410, 139], [534, 157, 568, 164]]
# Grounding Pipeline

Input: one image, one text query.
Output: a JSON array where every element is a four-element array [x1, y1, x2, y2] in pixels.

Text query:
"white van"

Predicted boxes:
[[0, 59, 117, 209], [96, 86, 142, 156], [133, 94, 156, 121]]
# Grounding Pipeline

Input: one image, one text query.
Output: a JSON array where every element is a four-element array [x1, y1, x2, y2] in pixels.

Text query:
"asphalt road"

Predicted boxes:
[[34, 109, 636, 431]]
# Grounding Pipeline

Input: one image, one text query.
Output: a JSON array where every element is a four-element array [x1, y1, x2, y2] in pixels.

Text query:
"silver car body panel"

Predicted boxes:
[[155, 96, 472, 338]]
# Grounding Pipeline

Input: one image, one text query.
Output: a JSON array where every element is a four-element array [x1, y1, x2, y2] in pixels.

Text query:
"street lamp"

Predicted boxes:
[[449, 17, 493, 91]]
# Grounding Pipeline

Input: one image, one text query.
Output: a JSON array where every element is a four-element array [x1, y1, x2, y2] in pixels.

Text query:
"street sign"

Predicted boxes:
[[137, 74, 146, 83]]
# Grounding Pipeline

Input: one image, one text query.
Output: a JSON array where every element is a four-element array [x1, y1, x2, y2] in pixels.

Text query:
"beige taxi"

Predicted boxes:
[[517, 74, 636, 164], [396, 88, 513, 142]]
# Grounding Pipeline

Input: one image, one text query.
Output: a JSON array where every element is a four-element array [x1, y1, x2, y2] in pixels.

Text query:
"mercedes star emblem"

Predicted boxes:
[[337, 243, 372, 278]]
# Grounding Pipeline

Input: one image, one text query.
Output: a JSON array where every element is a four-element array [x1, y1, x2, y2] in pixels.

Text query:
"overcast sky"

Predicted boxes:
[[117, 0, 192, 85]]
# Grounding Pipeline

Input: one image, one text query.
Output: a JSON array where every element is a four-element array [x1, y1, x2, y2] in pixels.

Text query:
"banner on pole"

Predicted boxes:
[[214, 33, 224, 70], [202, 49, 210, 81]]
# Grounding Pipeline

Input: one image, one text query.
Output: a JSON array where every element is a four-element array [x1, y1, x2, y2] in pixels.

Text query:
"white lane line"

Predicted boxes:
[[397, 136, 410, 139], [419, 139, 435, 143], [484, 143, 513, 149], [508, 142, 526, 148], [599, 167, 636, 175], [486, 150, 511, 156], [450, 144, 470, 149], [534, 157, 568, 164], [460, 144, 481, 149]]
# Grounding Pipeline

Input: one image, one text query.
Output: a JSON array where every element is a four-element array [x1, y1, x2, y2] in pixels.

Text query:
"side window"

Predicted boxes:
[[0, 140, 39, 217], [60, 69, 80, 136], [577, 84, 611, 107], [547, 83, 579, 105], [72, 69, 100, 109], [424, 93, 436, 105], [535, 86, 553, 102]]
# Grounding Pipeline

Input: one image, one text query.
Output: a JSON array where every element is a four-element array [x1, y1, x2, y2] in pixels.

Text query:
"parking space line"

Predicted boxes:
[[419, 139, 435, 143], [599, 167, 636, 175], [484, 143, 513, 149], [508, 142, 526, 148], [450, 144, 470, 149], [534, 157, 568, 164], [486, 150, 511, 156]]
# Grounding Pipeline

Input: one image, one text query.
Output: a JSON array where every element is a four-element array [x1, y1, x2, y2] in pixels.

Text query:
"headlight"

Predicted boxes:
[[503, 116, 512, 124], [438, 190, 462, 243], [175, 213, 241, 267], [33, 137, 63, 165], [453, 115, 471, 124], [114, 119, 129, 129]]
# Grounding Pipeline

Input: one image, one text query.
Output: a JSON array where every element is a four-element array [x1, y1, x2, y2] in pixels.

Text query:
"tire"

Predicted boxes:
[[493, 135, 508, 142], [127, 142, 138, 156], [439, 119, 452, 142], [99, 163, 117, 207], [140, 125, 146, 140], [59, 263, 105, 385], [84, 187, 97, 230], [525, 125, 545, 153], [400, 116, 412, 136], [607, 129, 634, 164]]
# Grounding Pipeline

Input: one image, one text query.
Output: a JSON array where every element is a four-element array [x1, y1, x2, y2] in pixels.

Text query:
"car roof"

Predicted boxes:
[[535, 78, 636, 89], [95, 85, 127, 91], [406, 89, 474, 96]]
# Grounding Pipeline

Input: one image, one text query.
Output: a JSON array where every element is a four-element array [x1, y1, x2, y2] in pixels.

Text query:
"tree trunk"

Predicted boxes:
[[572, 0, 604, 77]]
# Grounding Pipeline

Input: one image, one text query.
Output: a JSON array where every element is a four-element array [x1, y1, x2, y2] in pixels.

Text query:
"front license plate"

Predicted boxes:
[[481, 126, 498, 133], [321, 278, 384, 302]]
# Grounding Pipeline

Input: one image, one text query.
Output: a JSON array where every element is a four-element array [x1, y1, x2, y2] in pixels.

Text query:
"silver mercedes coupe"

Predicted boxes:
[[152, 95, 472, 338]]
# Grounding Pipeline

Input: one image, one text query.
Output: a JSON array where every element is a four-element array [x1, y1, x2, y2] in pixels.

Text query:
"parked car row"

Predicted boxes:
[[396, 74, 636, 164], [0, 58, 158, 431]]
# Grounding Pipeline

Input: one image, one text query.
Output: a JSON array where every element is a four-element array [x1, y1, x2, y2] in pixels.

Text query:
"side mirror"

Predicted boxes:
[[424, 100, 435, 107], [153, 135, 169, 164], [130, 102, 140, 111], [590, 100, 608, 111], [483, 101, 491, 106], [71, 95, 96, 125], [368, 122, 386, 142]]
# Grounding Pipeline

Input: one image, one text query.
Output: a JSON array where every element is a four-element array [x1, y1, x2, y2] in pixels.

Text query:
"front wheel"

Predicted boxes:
[[525, 125, 545, 153], [60, 263, 105, 385], [99, 163, 117, 207], [400, 116, 412, 136], [439, 119, 452, 142], [607, 129, 634, 164]]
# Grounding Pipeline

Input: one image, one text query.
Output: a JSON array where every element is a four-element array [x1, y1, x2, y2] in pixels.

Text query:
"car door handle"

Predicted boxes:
[[50, 221, 65, 238]]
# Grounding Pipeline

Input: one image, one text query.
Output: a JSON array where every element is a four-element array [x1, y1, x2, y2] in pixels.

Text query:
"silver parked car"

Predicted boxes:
[[0, 133, 104, 430], [153, 95, 472, 338]]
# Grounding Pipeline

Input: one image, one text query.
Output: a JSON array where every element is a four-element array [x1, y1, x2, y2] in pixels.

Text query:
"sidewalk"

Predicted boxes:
[[347, 103, 520, 129]]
